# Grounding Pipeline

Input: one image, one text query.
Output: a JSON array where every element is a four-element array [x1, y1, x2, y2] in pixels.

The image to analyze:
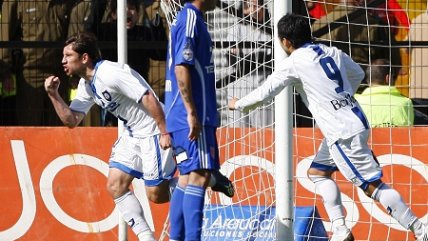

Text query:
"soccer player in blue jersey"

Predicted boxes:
[[229, 14, 427, 241], [164, 0, 234, 240]]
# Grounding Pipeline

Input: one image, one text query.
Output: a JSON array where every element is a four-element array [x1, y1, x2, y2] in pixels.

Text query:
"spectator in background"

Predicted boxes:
[[369, 0, 411, 96], [145, 0, 169, 104], [0, 1, 91, 126], [210, 0, 274, 127], [369, 0, 410, 40], [0, 60, 16, 125], [68, 0, 96, 36], [242, 0, 270, 23], [311, 0, 401, 91], [100, 0, 149, 80], [355, 59, 414, 127], [68, 0, 103, 126], [98, 0, 167, 126], [408, 9, 428, 125]]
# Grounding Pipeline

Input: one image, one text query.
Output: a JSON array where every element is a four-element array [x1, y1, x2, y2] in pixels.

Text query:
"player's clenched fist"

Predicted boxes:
[[44, 76, 60, 95]]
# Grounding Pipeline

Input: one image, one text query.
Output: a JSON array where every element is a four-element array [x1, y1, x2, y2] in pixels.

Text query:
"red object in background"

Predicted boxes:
[[309, 2, 327, 19]]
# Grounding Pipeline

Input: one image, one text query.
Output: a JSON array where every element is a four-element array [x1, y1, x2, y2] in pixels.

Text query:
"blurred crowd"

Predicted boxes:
[[1, 0, 428, 127], [0, 0, 168, 126]]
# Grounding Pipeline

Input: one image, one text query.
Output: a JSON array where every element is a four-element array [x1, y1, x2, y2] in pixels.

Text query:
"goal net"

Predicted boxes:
[[159, 0, 428, 240]]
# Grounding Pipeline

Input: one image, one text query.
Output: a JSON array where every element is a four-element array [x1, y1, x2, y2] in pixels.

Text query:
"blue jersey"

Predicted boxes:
[[164, 3, 218, 132]]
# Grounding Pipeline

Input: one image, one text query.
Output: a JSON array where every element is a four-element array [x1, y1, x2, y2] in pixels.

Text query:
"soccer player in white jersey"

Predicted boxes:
[[164, 0, 234, 240], [44, 32, 173, 241], [45, 31, 233, 241], [229, 14, 427, 241]]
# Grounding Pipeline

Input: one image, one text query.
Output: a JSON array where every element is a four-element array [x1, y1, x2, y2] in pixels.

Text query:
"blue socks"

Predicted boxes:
[[169, 185, 185, 240], [169, 184, 206, 241], [183, 185, 205, 241]]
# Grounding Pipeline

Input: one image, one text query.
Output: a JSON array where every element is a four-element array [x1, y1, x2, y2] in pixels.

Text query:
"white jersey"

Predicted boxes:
[[70, 60, 158, 137], [235, 43, 367, 146]]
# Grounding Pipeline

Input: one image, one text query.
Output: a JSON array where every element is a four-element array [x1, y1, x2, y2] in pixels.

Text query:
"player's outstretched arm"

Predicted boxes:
[[44, 76, 84, 128], [229, 71, 289, 112]]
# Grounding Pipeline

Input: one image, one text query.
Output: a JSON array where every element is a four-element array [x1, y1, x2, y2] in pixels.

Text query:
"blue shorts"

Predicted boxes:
[[170, 126, 220, 175]]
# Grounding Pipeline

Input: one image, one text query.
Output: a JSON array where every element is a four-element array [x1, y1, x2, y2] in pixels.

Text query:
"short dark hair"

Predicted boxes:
[[110, 0, 139, 13], [366, 59, 395, 85], [277, 13, 312, 49], [65, 32, 102, 63]]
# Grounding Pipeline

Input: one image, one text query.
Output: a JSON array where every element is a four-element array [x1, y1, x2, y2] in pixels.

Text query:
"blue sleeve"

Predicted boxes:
[[174, 11, 197, 66]]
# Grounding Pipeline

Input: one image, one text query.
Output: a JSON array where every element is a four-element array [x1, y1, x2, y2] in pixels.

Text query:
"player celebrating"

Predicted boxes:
[[228, 14, 427, 241], [45, 31, 232, 241]]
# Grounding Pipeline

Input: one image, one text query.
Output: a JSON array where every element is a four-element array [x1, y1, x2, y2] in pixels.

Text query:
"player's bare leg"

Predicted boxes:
[[107, 168, 155, 241], [146, 179, 173, 204]]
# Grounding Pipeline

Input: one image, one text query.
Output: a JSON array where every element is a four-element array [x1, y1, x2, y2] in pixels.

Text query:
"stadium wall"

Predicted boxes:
[[0, 127, 427, 241]]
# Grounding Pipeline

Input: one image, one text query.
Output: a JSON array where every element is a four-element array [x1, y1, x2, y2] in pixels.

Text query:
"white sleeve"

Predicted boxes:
[[69, 79, 94, 114], [112, 67, 149, 103], [342, 53, 365, 94], [235, 61, 295, 110]]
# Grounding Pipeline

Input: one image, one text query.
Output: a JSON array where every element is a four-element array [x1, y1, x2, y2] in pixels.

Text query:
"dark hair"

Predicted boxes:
[[366, 59, 395, 85], [110, 0, 139, 13], [277, 13, 312, 49], [65, 32, 102, 63]]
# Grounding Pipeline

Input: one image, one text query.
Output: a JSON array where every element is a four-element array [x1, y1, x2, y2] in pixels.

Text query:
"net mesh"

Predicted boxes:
[[159, 0, 428, 240]]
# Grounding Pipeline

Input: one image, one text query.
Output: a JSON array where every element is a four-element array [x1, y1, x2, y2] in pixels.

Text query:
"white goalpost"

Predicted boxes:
[[273, 1, 294, 240], [116, 1, 128, 241]]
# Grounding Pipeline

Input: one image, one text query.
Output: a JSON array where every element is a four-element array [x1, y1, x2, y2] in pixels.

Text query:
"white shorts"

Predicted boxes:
[[310, 130, 382, 190], [109, 134, 176, 186]]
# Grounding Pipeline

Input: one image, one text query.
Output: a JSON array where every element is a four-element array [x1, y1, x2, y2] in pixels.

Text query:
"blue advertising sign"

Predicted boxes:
[[202, 205, 328, 241]]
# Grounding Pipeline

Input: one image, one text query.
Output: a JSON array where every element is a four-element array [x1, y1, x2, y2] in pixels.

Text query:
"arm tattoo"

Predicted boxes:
[[178, 80, 192, 104]]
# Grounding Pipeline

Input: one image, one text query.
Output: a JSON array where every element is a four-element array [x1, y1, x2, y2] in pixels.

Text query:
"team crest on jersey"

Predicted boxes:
[[183, 41, 194, 61], [102, 90, 112, 101]]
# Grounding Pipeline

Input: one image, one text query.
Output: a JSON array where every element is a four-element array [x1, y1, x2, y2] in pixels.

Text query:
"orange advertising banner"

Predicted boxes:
[[0, 127, 427, 241]]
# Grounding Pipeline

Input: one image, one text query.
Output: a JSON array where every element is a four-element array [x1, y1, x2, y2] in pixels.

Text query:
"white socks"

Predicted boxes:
[[410, 220, 425, 240], [137, 232, 156, 241], [309, 175, 347, 231], [114, 191, 154, 240], [310, 175, 424, 238], [371, 183, 418, 230]]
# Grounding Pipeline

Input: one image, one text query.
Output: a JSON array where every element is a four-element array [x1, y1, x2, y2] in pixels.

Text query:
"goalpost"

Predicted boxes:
[[273, 1, 294, 240], [117, 1, 129, 241]]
